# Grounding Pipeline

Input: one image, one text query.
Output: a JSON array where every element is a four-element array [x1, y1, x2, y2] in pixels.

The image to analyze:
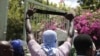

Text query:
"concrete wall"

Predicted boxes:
[[0, 0, 8, 40]]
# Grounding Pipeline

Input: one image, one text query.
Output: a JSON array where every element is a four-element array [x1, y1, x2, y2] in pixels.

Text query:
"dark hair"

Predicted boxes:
[[73, 34, 92, 54]]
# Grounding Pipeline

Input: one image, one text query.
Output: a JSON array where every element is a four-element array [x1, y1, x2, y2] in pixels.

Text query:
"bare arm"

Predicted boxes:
[[25, 9, 37, 43], [67, 20, 74, 43], [64, 13, 74, 43], [25, 9, 42, 53], [25, 15, 34, 42], [58, 14, 74, 55]]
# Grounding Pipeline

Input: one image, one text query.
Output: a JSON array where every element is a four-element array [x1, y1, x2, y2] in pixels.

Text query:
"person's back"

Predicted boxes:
[[73, 34, 96, 56], [28, 30, 71, 56]]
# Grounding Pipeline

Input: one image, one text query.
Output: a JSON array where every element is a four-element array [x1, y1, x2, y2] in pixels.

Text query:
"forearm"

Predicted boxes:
[[66, 20, 74, 44], [25, 15, 32, 33], [68, 20, 74, 37], [25, 15, 34, 42]]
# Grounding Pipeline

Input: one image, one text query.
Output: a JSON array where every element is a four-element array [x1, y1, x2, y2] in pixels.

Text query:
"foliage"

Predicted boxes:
[[7, 0, 24, 40], [74, 9, 100, 46], [7, 0, 69, 40], [29, 0, 68, 31], [78, 0, 100, 11], [34, 0, 42, 3]]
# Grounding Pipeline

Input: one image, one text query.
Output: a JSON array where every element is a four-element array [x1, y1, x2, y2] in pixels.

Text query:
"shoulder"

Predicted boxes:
[[59, 41, 71, 49], [28, 39, 41, 52], [57, 41, 71, 55]]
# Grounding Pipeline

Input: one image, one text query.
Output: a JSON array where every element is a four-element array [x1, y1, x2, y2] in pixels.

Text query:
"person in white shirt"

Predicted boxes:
[[25, 8, 74, 56]]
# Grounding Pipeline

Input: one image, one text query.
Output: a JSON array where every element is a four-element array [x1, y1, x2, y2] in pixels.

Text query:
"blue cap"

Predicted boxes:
[[11, 39, 24, 56]]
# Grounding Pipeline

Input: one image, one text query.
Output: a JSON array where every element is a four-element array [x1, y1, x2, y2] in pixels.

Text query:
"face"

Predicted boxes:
[[0, 41, 13, 56]]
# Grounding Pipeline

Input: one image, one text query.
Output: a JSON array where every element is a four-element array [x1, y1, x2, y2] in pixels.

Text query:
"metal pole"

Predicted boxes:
[[47, 0, 49, 5], [0, 0, 9, 40], [23, 0, 28, 41], [46, 0, 49, 19]]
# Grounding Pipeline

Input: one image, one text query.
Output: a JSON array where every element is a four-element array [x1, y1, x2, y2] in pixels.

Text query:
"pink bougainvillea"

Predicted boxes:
[[74, 10, 100, 42]]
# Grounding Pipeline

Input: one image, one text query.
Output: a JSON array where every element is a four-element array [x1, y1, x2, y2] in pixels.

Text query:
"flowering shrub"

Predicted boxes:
[[74, 15, 91, 34], [74, 9, 100, 46], [90, 19, 100, 40]]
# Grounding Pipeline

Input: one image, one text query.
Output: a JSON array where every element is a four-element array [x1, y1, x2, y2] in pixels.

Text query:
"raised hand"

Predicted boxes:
[[26, 8, 36, 18], [64, 13, 74, 21]]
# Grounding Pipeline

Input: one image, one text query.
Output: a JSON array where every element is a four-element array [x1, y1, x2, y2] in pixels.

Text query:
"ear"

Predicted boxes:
[[92, 43, 96, 52], [91, 43, 96, 56], [87, 43, 96, 56]]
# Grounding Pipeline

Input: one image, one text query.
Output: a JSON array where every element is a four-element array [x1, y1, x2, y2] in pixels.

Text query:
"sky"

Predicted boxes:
[[49, 0, 79, 8]]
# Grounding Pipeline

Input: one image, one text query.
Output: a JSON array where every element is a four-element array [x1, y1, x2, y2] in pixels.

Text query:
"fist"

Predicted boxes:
[[26, 8, 36, 17], [64, 13, 74, 21]]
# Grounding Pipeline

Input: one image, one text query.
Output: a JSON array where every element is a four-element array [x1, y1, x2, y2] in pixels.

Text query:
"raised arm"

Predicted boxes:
[[25, 9, 35, 42], [25, 9, 41, 54], [64, 13, 74, 43], [67, 19, 74, 43], [58, 14, 74, 55]]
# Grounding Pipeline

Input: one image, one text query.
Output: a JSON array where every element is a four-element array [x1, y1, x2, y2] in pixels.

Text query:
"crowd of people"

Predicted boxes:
[[0, 39, 24, 56], [0, 9, 100, 56]]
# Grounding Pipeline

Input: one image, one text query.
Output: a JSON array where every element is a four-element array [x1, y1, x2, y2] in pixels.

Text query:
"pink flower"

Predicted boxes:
[[93, 36, 98, 40], [80, 26, 91, 34], [74, 11, 100, 40]]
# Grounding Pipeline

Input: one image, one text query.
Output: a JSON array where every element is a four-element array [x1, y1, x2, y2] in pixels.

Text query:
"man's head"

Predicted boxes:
[[42, 30, 57, 56], [0, 41, 13, 56], [73, 34, 95, 56], [11, 39, 24, 56], [42, 30, 57, 47]]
